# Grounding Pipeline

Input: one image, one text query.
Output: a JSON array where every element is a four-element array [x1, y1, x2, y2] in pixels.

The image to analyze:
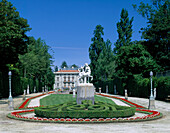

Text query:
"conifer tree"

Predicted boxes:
[[89, 25, 105, 81], [114, 8, 134, 53], [0, 0, 31, 68], [133, 0, 170, 70]]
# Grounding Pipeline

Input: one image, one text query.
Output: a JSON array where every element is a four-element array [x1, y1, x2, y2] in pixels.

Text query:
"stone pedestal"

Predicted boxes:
[[125, 89, 128, 100], [77, 83, 94, 104], [27, 85, 29, 94], [106, 86, 108, 94], [8, 98, 14, 110], [73, 89, 76, 98], [99, 87, 101, 94], [23, 90, 26, 100], [149, 97, 155, 109]]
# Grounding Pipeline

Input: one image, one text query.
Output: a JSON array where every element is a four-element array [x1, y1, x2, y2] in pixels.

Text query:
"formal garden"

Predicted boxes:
[[0, 0, 169, 128], [7, 92, 162, 123]]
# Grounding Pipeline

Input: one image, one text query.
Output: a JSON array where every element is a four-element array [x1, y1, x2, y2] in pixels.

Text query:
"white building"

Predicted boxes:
[[54, 69, 79, 90]]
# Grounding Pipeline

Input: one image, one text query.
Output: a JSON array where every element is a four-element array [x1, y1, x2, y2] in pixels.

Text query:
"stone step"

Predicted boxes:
[[165, 95, 170, 102]]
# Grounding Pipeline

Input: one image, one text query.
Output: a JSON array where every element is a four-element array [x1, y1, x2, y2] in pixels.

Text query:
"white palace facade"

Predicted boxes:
[[54, 69, 79, 90]]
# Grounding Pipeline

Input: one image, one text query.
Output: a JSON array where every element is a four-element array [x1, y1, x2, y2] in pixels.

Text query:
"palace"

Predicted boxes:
[[53, 69, 79, 90]]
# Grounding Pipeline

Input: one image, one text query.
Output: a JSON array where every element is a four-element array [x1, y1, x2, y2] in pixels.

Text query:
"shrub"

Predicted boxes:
[[34, 101, 136, 119]]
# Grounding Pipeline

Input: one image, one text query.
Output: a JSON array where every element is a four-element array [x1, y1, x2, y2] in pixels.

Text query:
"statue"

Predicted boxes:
[[78, 63, 93, 84], [77, 63, 94, 104]]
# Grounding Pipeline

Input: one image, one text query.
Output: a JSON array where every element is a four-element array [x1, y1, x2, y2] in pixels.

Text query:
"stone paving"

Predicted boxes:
[[0, 93, 170, 133]]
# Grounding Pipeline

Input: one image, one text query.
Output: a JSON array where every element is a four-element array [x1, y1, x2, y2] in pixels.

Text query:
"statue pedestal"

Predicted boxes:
[[77, 83, 94, 104]]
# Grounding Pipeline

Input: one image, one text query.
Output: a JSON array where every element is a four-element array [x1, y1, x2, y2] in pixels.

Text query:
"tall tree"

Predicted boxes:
[[71, 64, 79, 69], [89, 25, 105, 81], [97, 39, 116, 81], [19, 37, 53, 91], [55, 66, 58, 72], [133, 0, 170, 70], [61, 61, 68, 69], [0, 0, 31, 68], [114, 8, 134, 53], [116, 43, 161, 78]]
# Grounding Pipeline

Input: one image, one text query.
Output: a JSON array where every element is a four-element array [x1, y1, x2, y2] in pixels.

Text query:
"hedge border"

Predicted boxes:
[[34, 102, 136, 119], [7, 92, 163, 123], [7, 108, 163, 123], [16, 91, 54, 109]]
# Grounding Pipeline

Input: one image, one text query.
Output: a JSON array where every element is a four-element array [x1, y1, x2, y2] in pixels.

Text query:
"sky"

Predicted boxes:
[[9, 0, 150, 69]]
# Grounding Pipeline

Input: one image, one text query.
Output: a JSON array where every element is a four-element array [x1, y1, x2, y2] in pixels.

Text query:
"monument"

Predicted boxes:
[[77, 63, 94, 104]]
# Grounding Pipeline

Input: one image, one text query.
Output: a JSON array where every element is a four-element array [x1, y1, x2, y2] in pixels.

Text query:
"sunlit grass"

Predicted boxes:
[[40, 94, 115, 106]]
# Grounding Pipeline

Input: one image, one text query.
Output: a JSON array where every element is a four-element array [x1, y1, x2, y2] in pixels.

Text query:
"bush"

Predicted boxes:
[[34, 101, 136, 118]]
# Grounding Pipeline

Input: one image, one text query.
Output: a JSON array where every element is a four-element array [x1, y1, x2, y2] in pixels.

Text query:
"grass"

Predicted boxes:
[[40, 94, 115, 106]]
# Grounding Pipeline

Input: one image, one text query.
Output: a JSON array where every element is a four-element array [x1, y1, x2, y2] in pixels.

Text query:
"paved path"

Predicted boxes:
[[0, 93, 170, 133], [28, 94, 50, 107]]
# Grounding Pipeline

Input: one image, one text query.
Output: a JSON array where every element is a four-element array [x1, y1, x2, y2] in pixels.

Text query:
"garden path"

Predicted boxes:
[[0, 92, 170, 133]]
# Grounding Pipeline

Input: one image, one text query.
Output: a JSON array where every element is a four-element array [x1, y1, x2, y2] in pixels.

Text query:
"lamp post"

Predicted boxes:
[[148, 71, 155, 109], [8, 71, 14, 110]]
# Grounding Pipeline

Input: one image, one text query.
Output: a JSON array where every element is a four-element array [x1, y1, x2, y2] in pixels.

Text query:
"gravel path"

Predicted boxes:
[[28, 94, 50, 107], [0, 93, 170, 133]]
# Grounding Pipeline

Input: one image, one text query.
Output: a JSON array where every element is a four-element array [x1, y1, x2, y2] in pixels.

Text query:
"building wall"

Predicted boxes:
[[54, 70, 79, 90]]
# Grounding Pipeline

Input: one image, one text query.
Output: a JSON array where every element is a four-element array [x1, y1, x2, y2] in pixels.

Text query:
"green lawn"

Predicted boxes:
[[40, 94, 115, 106]]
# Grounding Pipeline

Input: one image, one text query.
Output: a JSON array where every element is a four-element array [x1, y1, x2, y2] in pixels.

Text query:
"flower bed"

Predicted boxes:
[[7, 108, 162, 123], [7, 92, 162, 123], [34, 101, 136, 118], [97, 93, 145, 108], [17, 91, 54, 109]]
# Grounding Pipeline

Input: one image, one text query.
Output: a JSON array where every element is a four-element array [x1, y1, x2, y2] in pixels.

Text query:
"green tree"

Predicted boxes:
[[71, 64, 79, 69], [89, 25, 105, 81], [116, 43, 161, 78], [133, 0, 170, 70], [19, 37, 53, 91], [55, 66, 58, 72], [61, 61, 68, 68], [0, 0, 31, 68], [97, 39, 116, 81], [114, 8, 134, 53]]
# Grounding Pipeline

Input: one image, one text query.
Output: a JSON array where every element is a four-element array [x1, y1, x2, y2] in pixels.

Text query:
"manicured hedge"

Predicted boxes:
[[34, 101, 136, 118], [94, 75, 170, 101]]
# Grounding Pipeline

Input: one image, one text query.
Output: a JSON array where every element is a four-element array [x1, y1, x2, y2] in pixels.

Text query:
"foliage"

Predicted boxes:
[[54, 66, 58, 72], [19, 37, 54, 91], [89, 25, 116, 82], [35, 101, 136, 118], [97, 39, 116, 81], [114, 8, 134, 53], [115, 43, 161, 78], [71, 64, 79, 69], [133, 0, 170, 70], [89, 25, 105, 81], [60, 61, 68, 68], [40, 94, 115, 106], [0, 0, 31, 68]]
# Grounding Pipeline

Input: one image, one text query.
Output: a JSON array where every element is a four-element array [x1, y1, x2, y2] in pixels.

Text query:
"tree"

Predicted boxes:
[[97, 39, 116, 81], [55, 66, 58, 72], [0, 0, 31, 68], [89, 25, 105, 81], [133, 0, 170, 70], [116, 43, 161, 78], [71, 64, 79, 69], [61, 61, 68, 68], [19, 37, 53, 91], [114, 8, 134, 53]]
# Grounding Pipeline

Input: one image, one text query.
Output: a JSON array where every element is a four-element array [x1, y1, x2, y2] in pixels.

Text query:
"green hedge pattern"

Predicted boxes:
[[35, 100, 136, 118]]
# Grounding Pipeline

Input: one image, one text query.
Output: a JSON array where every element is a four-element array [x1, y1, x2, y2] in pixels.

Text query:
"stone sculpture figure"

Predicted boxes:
[[77, 63, 94, 104], [78, 63, 93, 84]]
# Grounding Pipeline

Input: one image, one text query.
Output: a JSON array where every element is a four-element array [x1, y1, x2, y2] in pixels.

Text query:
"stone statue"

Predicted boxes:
[[77, 63, 94, 104], [78, 63, 93, 84]]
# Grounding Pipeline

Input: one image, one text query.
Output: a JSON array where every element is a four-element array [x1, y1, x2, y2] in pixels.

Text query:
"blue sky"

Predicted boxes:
[[9, 0, 150, 69]]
